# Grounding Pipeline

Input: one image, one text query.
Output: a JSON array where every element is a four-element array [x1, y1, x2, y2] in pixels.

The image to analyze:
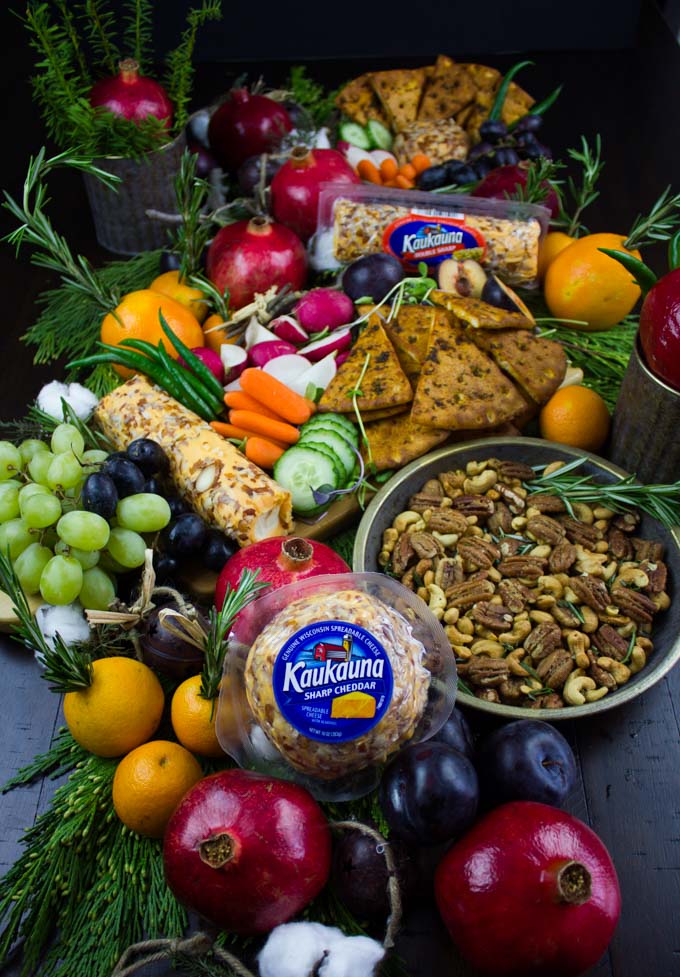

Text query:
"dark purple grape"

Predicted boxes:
[[451, 165, 478, 186], [341, 253, 405, 303], [444, 159, 466, 181], [126, 438, 168, 477], [283, 100, 311, 129], [472, 158, 495, 180], [479, 119, 508, 143], [81, 472, 118, 520], [166, 494, 191, 520], [101, 457, 145, 498], [152, 551, 180, 584], [236, 154, 282, 195], [159, 252, 182, 273], [525, 142, 553, 161], [495, 147, 520, 167], [467, 141, 494, 161], [189, 142, 219, 178], [143, 477, 164, 496], [162, 513, 208, 557], [415, 163, 450, 191], [201, 528, 237, 572], [481, 276, 518, 312], [515, 131, 540, 152], [513, 113, 543, 134]]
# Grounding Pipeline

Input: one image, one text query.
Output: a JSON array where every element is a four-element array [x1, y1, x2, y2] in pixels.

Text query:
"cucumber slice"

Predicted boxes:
[[339, 121, 372, 150], [366, 119, 393, 150], [299, 428, 356, 482], [301, 413, 359, 445], [273, 445, 340, 514]]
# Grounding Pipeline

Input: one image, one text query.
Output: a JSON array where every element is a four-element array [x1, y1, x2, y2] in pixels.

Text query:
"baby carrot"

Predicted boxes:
[[210, 421, 250, 440], [357, 159, 383, 185], [379, 158, 399, 181], [411, 153, 431, 174], [398, 162, 417, 181], [244, 436, 286, 469], [224, 389, 285, 420], [239, 368, 313, 425], [228, 409, 300, 445], [383, 179, 399, 187], [395, 174, 415, 189]]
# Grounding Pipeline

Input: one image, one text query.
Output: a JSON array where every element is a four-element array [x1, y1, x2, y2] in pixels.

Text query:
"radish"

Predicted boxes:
[[270, 315, 309, 345], [248, 340, 297, 368], [344, 145, 374, 172], [370, 149, 397, 168], [294, 351, 338, 395], [336, 140, 351, 154], [262, 354, 313, 386], [244, 317, 278, 349], [219, 345, 248, 383], [297, 327, 352, 362], [335, 349, 351, 368], [294, 288, 354, 334], [183, 347, 224, 384], [224, 376, 243, 392]]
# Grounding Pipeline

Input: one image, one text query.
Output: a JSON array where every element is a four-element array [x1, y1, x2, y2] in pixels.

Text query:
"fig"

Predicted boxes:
[[437, 258, 487, 298]]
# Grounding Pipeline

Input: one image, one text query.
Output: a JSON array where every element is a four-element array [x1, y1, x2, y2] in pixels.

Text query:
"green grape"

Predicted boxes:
[[56, 510, 110, 551], [39, 554, 83, 605], [106, 527, 146, 568], [0, 519, 37, 560], [79, 567, 116, 611], [51, 423, 85, 457], [0, 442, 23, 481], [47, 451, 83, 491], [54, 540, 100, 569], [81, 449, 109, 465], [18, 482, 51, 502], [116, 493, 172, 533], [41, 528, 59, 550], [98, 550, 129, 574], [28, 451, 55, 486], [0, 482, 21, 523], [20, 491, 62, 529], [14, 542, 54, 595], [19, 439, 49, 465]]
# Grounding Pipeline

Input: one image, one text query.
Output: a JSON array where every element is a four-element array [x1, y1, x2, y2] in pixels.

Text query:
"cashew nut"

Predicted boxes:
[[584, 686, 609, 702], [629, 647, 646, 673], [529, 609, 556, 625], [534, 594, 557, 611], [565, 628, 590, 654], [470, 639, 506, 658], [457, 616, 475, 636], [379, 527, 399, 566], [581, 606, 599, 633], [431, 531, 460, 548], [529, 544, 552, 559], [465, 460, 489, 476], [563, 669, 597, 705], [615, 566, 649, 589], [596, 656, 631, 685], [511, 516, 528, 531], [487, 567, 502, 583], [543, 461, 565, 476], [506, 649, 528, 676], [500, 618, 533, 646], [443, 607, 460, 625], [463, 470, 498, 494], [445, 624, 472, 645], [572, 502, 594, 525], [452, 644, 473, 660], [653, 591, 671, 611], [393, 511, 421, 533], [538, 575, 564, 599], [593, 506, 616, 520], [417, 586, 428, 602]]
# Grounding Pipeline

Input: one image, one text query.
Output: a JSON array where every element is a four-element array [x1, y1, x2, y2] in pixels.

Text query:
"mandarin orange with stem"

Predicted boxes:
[[539, 385, 611, 453], [543, 233, 641, 330], [171, 674, 225, 758], [100, 289, 205, 377], [537, 230, 575, 280], [112, 740, 203, 838], [149, 270, 210, 323]]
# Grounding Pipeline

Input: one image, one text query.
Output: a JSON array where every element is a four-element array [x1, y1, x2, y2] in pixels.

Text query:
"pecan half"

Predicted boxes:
[[610, 586, 656, 625], [472, 601, 514, 633], [569, 574, 611, 613], [445, 578, 495, 608], [527, 514, 566, 545], [434, 557, 464, 590], [476, 688, 502, 703], [560, 517, 602, 547], [540, 693, 566, 709], [632, 537, 665, 563], [548, 540, 577, 573], [499, 677, 526, 701], [462, 657, 509, 687], [457, 537, 501, 570], [612, 511, 640, 533], [497, 484, 526, 513], [640, 559, 668, 594], [497, 555, 547, 579], [499, 536, 524, 558], [410, 532, 443, 560], [408, 492, 446, 513], [427, 509, 468, 535], [607, 528, 633, 561], [488, 501, 513, 535], [524, 621, 563, 660], [587, 650, 617, 689], [535, 649, 573, 688], [527, 493, 567, 514], [591, 624, 629, 662], [492, 459, 536, 482], [498, 578, 531, 613], [451, 495, 495, 519], [391, 533, 416, 576]]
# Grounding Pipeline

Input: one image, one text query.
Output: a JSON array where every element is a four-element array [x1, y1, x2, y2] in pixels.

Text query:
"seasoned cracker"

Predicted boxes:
[[469, 329, 567, 404]]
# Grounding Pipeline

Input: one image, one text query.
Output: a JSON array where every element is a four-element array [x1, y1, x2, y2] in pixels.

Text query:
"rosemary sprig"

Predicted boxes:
[[172, 149, 214, 281], [164, 0, 223, 132], [200, 569, 268, 701], [510, 157, 564, 208], [556, 134, 605, 237], [525, 457, 680, 528], [624, 185, 680, 250]]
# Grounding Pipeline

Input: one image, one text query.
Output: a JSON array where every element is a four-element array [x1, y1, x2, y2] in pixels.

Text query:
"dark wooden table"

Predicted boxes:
[[1, 3, 680, 975]]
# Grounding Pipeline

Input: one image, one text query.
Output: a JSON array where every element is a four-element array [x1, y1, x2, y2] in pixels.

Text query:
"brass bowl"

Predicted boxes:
[[353, 436, 680, 720]]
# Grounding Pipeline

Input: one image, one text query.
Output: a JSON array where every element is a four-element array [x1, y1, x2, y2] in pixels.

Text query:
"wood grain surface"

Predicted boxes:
[[1, 3, 679, 976]]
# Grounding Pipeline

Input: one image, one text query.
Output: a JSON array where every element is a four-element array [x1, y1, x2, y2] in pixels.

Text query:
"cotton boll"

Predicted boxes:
[[66, 383, 99, 420], [36, 381, 70, 421], [308, 229, 342, 272], [258, 922, 346, 977], [314, 127, 332, 149], [319, 935, 386, 977], [34, 603, 91, 663]]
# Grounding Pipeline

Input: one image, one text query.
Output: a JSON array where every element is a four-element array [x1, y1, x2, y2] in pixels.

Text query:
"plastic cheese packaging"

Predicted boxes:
[[216, 572, 456, 800], [312, 181, 550, 287]]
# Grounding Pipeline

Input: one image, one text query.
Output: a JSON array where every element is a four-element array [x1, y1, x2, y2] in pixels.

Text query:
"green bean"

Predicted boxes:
[[154, 344, 224, 416], [155, 342, 218, 420], [158, 312, 226, 403], [488, 60, 534, 122], [598, 248, 657, 295]]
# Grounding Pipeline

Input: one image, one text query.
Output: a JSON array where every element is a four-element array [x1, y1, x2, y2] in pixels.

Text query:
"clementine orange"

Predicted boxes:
[[539, 385, 611, 453], [543, 233, 641, 330], [149, 270, 210, 323], [171, 674, 225, 758], [537, 231, 575, 280], [63, 657, 165, 757], [112, 740, 203, 838], [100, 289, 205, 377], [202, 313, 238, 354]]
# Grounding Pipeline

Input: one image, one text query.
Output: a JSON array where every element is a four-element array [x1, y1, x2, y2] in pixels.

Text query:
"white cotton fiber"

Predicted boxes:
[[308, 229, 342, 272], [34, 603, 91, 663], [66, 383, 99, 420], [319, 934, 386, 977], [258, 922, 345, 977], [36, 381, 70, 421]]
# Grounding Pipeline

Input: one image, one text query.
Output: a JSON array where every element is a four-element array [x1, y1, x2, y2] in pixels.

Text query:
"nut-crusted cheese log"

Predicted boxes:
[[94, 375, 293, 547]]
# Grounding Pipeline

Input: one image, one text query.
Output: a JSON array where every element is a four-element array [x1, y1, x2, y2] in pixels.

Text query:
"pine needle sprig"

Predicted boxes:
[[26, 400, 114, 451], [624, 185, 680, 250], [23, 2, 87, 109], [1, 728, 85, 794], [525, 457, 680, 528], [555, 134, 605, 237], [79, 0, 120, 75], [165, 1, 223, 132], [53, 0, 91, 84], [123, 0, 154, 70]]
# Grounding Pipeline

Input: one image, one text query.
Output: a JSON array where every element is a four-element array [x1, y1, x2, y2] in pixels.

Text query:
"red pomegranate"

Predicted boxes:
[[208, 88, 292, 171], [638, 266, 680, 391], [206, 216, 307, 310], [89, 58, 173, 127], [271, 146, 361, 241], [472, 163, 559, 219], [163, 769, 331, 934], [435, 801, 621, 977]]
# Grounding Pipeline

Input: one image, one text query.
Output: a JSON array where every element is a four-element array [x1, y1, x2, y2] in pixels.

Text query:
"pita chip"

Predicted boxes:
[[469, 329, 567, 404], [362, 412, 450, 471], [369, 68, 426, 130]]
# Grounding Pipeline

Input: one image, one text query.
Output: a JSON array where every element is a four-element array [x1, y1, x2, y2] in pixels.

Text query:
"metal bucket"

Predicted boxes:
[[82, 128, 187, 255], [609, 336, 680, 484]]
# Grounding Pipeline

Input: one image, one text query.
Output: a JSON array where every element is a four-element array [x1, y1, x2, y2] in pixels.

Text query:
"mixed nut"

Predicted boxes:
[[379, 457, 672, 709]]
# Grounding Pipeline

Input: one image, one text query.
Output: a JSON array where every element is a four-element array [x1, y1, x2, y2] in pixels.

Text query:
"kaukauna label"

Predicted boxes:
[[272, 621, 393, 744], [383, 214, 486, 268]]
